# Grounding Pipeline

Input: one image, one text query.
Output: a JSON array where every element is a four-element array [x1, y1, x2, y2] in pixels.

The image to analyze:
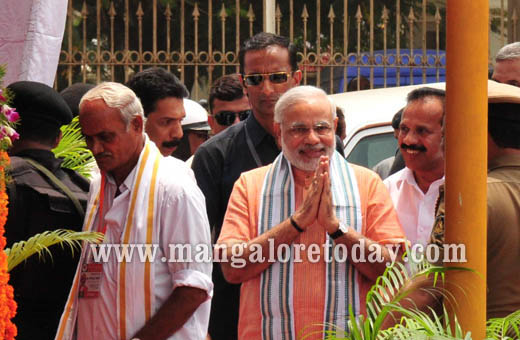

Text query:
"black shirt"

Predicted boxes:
[[192, 113, 279, 239], [192, 113, 344, 340], [6, 149, 89, 340]]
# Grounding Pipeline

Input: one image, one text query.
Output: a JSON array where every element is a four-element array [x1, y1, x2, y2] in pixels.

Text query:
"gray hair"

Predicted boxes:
[[79, 82, 145, 126], [274, 85, 336, 123], [496, 42, 520, 61]]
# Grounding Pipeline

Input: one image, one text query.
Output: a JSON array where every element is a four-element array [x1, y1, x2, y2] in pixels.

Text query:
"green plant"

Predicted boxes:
[[53, 116, 95, 179], [486, 310, 520, 340], [304, 251, 520, 340], [301, 250, 474, 340], [5, 229, 103, 272]]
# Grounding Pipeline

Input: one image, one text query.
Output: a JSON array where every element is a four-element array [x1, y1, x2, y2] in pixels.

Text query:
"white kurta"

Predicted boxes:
[[58, 140, 213, 340], [384, 167, 444, 247]]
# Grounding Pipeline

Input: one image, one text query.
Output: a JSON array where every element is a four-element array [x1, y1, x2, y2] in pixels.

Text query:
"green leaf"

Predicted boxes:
[[5, 229, 103, 272], [53, 116, 96, 178], [486, 309, 520, 339], [348, 304, 363, 339]]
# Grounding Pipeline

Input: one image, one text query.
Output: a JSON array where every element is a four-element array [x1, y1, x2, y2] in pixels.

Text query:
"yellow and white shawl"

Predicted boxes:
[[55, 139, 162, 340]]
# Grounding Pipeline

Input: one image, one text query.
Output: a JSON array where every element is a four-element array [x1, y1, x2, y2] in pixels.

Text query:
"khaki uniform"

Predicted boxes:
[[430, 154, 520, 319], [486, 154, 520, 318]]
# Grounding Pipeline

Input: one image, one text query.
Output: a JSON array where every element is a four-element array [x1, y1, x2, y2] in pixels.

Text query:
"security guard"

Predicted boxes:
[[429, 81, 520, 320], [5, 81, 89, 340]]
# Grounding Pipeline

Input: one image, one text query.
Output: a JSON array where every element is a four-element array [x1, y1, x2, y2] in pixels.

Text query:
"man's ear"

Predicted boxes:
[[131, 115, 144, 133], [239, 74, 248, 93], [333, 117, 338, 132], [292, 70, 302, 85], [239, 75, 252, 106]]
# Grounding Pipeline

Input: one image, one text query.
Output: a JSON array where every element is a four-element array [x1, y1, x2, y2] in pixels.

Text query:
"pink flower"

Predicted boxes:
[[2, 126, 18, 142], [0, 90, 5, 103], [4, 108, 18, 122], [0, 127, 7, 139], [8, 130, 19, 142]]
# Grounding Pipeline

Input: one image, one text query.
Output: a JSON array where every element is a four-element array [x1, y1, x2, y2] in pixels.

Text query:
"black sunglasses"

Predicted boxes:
[[243, 72, 291, 86], [214, 109, 251, 126]]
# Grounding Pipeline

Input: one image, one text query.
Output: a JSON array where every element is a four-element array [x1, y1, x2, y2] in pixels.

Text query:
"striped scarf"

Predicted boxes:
[[258, 151, 362, 340], [55, 138, 162, 340]]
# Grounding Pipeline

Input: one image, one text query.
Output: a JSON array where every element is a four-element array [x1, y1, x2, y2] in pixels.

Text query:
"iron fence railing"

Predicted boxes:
[[57, 0, 516, 98]]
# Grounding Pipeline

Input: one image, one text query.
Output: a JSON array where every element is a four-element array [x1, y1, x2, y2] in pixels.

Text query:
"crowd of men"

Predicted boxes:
[[5, 33, 520, 340]]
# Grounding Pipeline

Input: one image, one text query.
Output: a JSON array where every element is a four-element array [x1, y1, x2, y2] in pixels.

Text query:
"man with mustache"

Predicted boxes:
[[56, 82, 213, 340], [216, 86, 405, 340], [381, 81, 520, 328], [384, 87, 446, 246], [127, 67, 189, 156]]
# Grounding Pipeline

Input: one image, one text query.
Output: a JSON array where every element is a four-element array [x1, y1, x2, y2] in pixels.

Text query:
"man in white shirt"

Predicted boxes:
[[56, 82, 213, 340], [384, 87, 445, 246]]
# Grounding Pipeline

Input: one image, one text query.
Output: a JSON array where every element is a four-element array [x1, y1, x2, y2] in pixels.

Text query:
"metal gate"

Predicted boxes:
[[57, 0, 515, 98]]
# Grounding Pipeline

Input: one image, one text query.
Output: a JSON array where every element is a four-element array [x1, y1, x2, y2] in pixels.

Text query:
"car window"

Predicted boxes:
[[346, 132, 397, 168]]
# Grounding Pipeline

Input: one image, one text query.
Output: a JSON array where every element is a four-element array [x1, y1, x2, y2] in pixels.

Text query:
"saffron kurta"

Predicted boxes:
[[218, 160, 405, 340]]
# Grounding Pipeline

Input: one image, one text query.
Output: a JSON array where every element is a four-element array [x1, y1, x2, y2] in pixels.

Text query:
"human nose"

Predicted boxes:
[[172, 121, 183, 140], [305, 128, 320, 144], [402, 130, 418, 145], [89, 138, 103, 155], [260, 77, 275, 96]]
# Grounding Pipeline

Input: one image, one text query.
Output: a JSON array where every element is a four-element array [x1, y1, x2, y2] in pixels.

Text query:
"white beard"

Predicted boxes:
[[281, 136, 335, 171]]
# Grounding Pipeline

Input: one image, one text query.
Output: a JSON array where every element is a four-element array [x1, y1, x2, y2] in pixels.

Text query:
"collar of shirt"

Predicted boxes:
[[245, 112, 274, 147], [104, 164, 138, 198], [397, 167, 445, 195], [488, 153, 520, 172]]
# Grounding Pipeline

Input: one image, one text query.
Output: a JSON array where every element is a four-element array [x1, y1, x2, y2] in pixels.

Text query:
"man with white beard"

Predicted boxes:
[[216, 86, 406, 340]]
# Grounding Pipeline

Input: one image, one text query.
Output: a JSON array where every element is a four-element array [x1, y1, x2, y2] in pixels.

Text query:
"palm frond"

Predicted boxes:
[[52, 116, 95, 178], [320, 247, 476, 340], [382, 304, 463, 338], [486, 310, 520, 339], [5, 229, 103, 272]]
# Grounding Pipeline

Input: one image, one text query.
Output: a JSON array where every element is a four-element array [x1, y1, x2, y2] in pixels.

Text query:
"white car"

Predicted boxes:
[[329, 82, 445, 169]]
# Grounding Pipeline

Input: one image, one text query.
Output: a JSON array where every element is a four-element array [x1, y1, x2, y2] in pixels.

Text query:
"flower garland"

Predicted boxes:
[[0, 89, 19, 149], [0, 151, 16, 339], [0, 66, 19, 340]]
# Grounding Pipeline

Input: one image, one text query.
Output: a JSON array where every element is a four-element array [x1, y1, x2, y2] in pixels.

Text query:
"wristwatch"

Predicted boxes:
[[329, 221, 348, 240]]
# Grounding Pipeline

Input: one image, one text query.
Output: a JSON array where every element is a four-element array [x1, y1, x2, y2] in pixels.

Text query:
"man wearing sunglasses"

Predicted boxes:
[[192, 32, 345, 340], [208, 74, 252, 135], [192, 32, 301, 340]]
